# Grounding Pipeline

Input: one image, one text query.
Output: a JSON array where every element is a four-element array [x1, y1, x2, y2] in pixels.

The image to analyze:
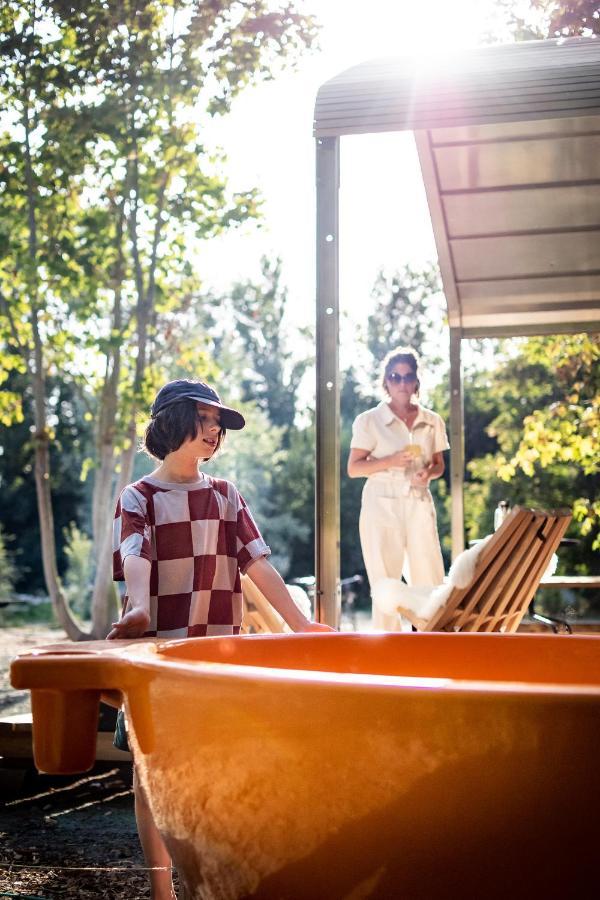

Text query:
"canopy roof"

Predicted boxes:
[[314, 38, 600, 337]]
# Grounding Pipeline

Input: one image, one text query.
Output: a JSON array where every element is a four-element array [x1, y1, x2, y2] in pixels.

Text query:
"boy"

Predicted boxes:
[[108, 379, 331, 899]]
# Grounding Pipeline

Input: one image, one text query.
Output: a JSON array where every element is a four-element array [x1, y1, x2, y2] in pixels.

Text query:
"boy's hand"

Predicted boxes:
[[110, 556, 152, 639], [107, 607, 151, 639]]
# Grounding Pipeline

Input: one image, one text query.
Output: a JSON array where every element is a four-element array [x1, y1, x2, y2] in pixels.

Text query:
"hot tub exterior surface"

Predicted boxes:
[[11, 632, 600, 899]]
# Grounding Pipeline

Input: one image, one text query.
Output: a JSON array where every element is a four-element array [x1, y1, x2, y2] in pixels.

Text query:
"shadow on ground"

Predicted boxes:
[[0, 762, 175, 899]]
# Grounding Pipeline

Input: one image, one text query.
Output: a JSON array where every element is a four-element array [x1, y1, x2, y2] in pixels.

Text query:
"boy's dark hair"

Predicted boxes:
[[143, 400, 225, 461]]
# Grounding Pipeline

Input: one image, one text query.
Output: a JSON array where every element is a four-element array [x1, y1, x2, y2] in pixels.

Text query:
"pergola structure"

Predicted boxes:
[[314, 38, 600, 627]]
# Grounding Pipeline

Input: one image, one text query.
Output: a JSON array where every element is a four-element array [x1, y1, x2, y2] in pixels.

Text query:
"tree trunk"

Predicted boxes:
[[29, 293, 84, 639], [32, 382, 86, 641], [89, 116, 165, 637], [23, 90, 86, 641], [90, 205, 126, 638], [89, 416, 138, 637], [89, 364, 121, 637]]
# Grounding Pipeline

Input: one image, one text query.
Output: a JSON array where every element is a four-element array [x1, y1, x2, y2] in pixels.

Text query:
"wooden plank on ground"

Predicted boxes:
[[0, 715, 131, 762]]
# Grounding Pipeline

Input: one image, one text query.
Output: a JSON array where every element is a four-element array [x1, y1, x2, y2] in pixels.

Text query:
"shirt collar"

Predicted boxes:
[[375, 401, 433, 428]]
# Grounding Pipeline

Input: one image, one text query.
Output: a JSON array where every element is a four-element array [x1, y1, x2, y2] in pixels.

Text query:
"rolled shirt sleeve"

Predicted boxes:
[[432, 413, 450, 454], [234, 490, 271, 574], [112, 485, 153, 581], [351, 411, 376, 452]]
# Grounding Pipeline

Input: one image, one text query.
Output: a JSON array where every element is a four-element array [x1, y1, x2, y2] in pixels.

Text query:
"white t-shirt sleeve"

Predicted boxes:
[[432, 414, 450, 453], [350, 411, 376, 452]]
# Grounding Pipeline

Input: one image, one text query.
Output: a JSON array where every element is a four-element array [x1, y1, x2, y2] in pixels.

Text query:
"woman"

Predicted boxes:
[[347, 347, 449, 631]]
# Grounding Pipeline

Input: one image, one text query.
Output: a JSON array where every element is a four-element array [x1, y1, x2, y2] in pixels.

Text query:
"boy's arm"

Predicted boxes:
[[107, 555, 152, 639], [246, 557, 335, 632]]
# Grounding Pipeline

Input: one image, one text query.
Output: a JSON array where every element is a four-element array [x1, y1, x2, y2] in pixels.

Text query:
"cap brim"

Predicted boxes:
[[189, 396, 245, 430]]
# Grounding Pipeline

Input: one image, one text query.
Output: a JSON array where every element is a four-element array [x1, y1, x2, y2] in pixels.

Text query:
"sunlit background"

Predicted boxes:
[[198, 0, 530, 340]]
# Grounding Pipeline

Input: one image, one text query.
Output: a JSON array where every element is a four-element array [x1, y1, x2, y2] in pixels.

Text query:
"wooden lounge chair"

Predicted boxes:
[[397, 506, 572, 633], [240, 574, 289, 634], [240, 576, 312, 634]]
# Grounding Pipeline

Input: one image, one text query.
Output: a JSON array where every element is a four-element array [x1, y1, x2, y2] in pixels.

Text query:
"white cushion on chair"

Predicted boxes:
[[447, 535, 492, 588], [285, 584, 312, 619], [372, 535, 493, 622], [372, 579, 452, 621]]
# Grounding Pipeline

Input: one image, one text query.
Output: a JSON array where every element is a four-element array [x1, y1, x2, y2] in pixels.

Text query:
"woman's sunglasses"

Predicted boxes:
[[388, 372, 417, 384]]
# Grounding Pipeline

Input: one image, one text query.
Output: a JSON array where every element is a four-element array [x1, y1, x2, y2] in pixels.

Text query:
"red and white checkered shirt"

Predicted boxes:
[[112, 474, 270, 638]]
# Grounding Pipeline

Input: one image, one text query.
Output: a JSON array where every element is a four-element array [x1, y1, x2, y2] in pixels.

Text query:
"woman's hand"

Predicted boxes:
[[411, 452, 445, 487], [410, 467, 431, 488], [388, 449, 417, 468]]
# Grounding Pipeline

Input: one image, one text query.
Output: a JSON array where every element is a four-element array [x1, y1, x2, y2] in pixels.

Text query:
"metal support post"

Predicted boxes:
[[315, 136, 341, 627], [449, 327, 465, 559]]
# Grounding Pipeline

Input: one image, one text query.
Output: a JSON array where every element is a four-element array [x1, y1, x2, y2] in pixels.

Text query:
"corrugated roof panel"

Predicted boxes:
[[443, 185, 600, 237], [450, 230, 600, 281], [434, 134, 600, 189], [431, 113, 600, 144], [458, 274, 600, 308], [314, 38, 600, 137], [315, 39, 600, 335]]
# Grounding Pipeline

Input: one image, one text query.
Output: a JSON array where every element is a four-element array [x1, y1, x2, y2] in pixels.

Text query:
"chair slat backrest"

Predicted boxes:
[[240, 574, 288, 634], [425, 507, 572, 633], [493, 513, 571, 633], [458, 511, 549, 632]]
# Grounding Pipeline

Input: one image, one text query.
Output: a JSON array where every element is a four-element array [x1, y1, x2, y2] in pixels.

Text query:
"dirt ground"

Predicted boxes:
[[0, 625, 170, 899]]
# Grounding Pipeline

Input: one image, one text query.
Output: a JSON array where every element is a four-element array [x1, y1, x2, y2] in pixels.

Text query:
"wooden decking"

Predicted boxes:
[[539, 575, 600, 589]]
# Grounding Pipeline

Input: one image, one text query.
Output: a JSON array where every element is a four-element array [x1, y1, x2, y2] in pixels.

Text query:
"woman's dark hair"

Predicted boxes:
[[143, 399, 225, 461], [381, 346, 420, 394]]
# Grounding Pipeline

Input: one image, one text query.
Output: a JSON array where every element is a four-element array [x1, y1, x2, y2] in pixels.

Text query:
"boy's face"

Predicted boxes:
[[189, 402, 221, 458]]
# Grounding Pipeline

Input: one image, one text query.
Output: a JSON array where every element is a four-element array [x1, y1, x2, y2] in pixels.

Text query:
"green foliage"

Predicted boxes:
[[202, 256, 315, 577], [454, 336, 599, 589], [206, 400, 309, 577], [0, 0, 318, 422], [510, 334, 599, 476], [0, 599, 55, 627], [0, 0, 318, 629], [493, 2, 600, 42], [219, 256, 313, 432], [0, 524, 18, 602], [280, 420, 316, 577], [0, 372, 93, 591], [529, 1, 600, 37], [63, 522, 94, 620], [366, 263, 444, 377], [340, 366, 377, 584], [494, 334, 600, 550]]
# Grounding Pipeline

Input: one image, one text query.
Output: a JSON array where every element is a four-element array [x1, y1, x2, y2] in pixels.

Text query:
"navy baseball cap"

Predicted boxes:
[[151, 380, 245, 430]]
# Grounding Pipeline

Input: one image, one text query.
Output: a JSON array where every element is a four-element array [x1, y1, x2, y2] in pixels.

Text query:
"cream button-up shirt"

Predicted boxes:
[[351, 402, 449, 493]]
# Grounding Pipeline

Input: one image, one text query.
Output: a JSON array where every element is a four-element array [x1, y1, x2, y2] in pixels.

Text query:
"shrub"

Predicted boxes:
[[63, 522, 94, 621], [0, 525, 17, 603]]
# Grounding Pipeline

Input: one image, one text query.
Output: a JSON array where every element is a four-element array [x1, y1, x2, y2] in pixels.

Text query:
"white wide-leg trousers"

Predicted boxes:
[[359, 477, 445, 631]]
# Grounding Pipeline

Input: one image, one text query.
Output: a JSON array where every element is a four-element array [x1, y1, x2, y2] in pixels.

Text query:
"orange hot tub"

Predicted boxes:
[[11, 632, 600, 899]]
